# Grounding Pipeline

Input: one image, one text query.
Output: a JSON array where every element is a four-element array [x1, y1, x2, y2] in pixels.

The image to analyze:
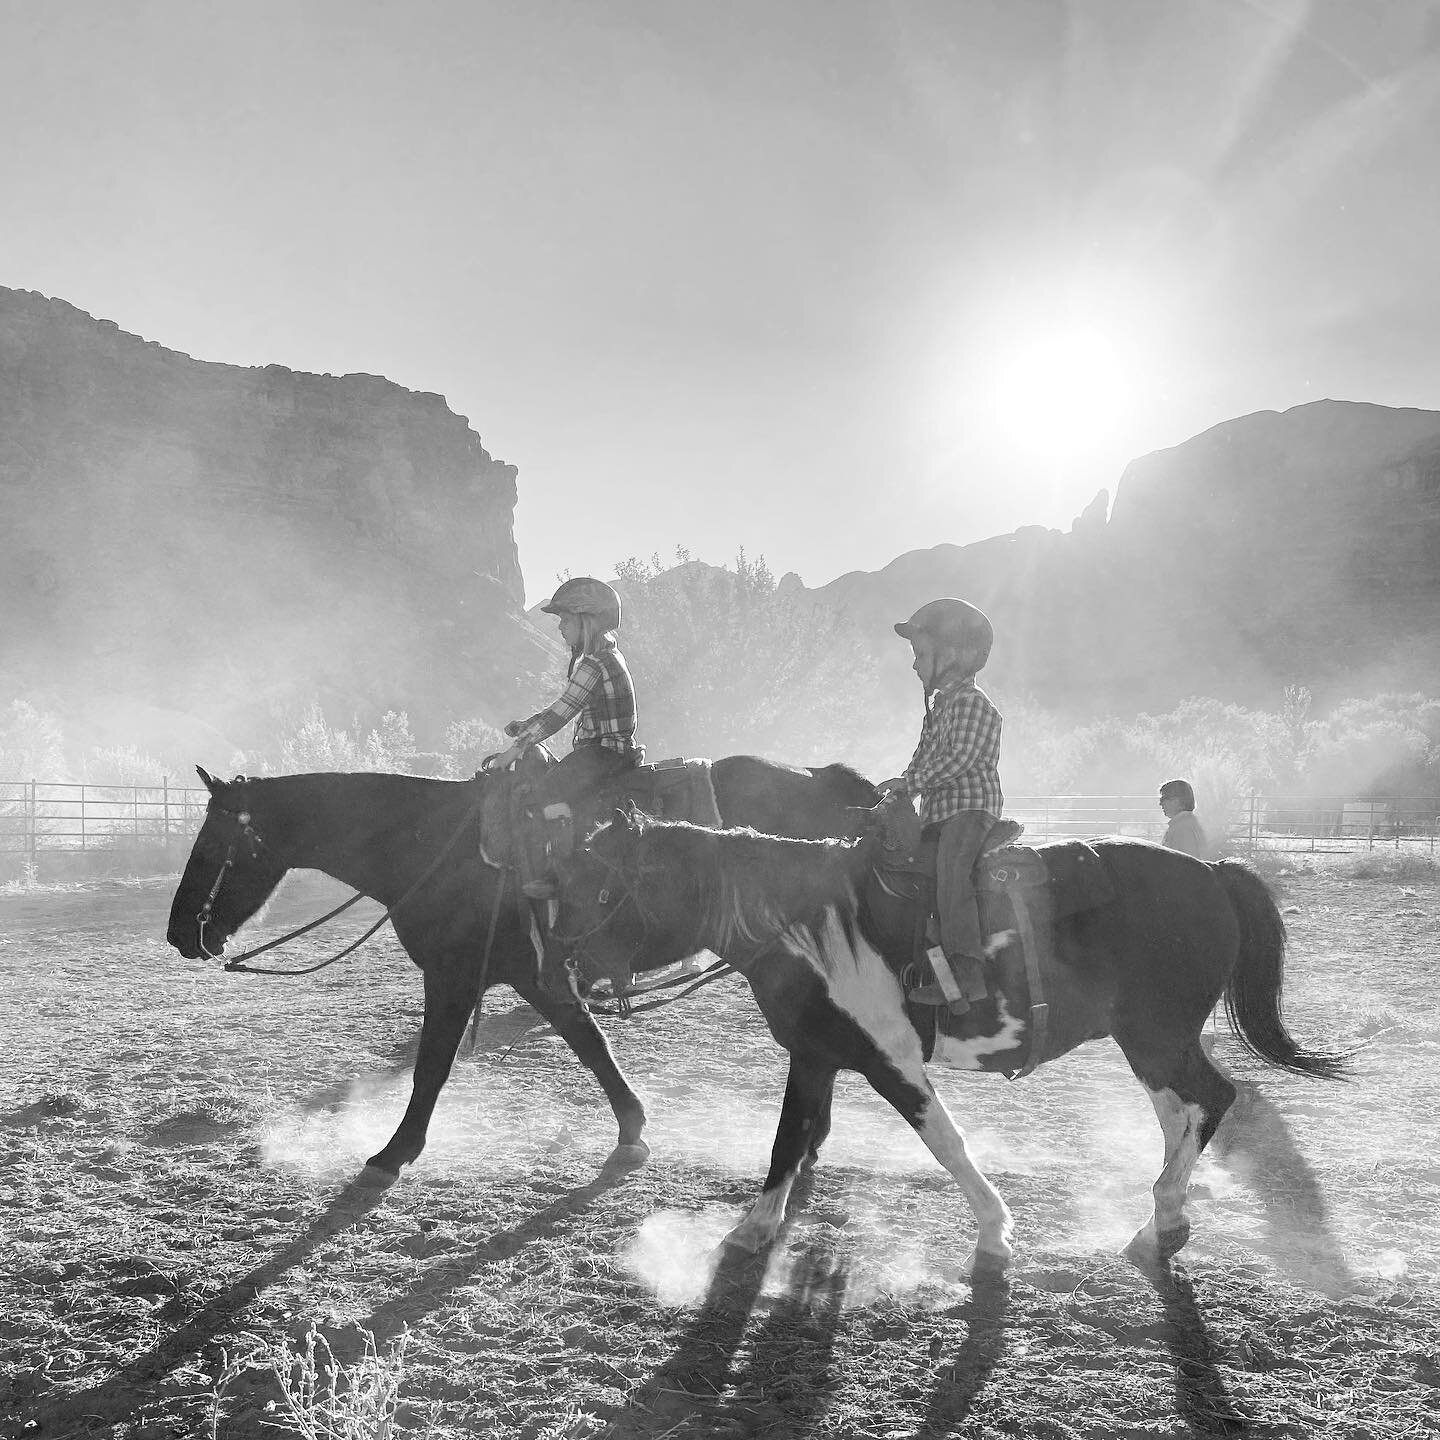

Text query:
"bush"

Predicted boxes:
[[275, 705, 418, 773], [442, 717, 508, 777]]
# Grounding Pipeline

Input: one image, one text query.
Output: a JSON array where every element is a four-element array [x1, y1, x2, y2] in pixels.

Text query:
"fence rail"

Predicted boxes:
[[0, 780, 210, 857], [2, 781, 1438, 863]]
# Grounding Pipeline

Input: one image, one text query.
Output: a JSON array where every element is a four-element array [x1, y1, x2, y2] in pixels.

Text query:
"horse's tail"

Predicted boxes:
[[1214, 859, 1351, 1081]]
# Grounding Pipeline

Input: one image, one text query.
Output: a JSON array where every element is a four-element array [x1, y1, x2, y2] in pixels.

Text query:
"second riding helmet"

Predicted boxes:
[[541, 576, 622, 631], [894, 597, 994, 670]]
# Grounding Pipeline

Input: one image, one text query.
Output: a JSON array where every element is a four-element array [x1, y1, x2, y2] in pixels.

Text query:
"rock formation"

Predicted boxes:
[[0, 287, 556, 759], [809, 399, 1440, 716], [7, 282, 1439, 766]]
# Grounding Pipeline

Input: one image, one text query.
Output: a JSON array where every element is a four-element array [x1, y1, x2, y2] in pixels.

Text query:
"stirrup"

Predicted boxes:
[[908, 979, 971, 1013]]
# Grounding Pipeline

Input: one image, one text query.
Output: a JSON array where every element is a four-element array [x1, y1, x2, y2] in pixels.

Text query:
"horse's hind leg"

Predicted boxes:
[[725, 1055, 837, 1251], [1117, 1035, 1237, 1266], [513, 976, 650, 1170]]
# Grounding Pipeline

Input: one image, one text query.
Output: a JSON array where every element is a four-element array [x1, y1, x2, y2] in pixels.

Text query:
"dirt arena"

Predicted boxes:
[[1, 858, 1436, 1438]]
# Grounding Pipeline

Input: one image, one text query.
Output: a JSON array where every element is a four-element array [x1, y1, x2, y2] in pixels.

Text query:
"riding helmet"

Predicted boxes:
[[542, 577, 622, 630], [894, 598, 993, 669]]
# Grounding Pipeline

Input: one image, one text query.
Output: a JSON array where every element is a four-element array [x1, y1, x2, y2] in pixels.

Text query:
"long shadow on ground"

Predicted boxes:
[[916, 1272, 1010, 1438], [1208, 1071, 1357, 1297], [359, 1165, 640, 1338], [1137, 1258, 1251, 1436], [6, 1176, 392, 1440], [7, 1163, 636, 1440], [597, 1229, 851, 1439]]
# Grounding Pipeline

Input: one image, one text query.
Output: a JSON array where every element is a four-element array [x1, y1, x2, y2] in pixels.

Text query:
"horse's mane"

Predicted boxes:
[[805, 761, 881, 804], [630, 820, 869, 961], [806, 760, 877, 787]]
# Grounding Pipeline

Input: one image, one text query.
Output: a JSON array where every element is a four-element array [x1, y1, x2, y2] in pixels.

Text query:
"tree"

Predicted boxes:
[[611, 549, 881, 769], [0, 700, 66, 780], [274, 705, 418, 773]]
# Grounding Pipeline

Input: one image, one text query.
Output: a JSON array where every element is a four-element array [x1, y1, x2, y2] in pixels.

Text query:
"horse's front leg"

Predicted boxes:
[[860, 1049, 1015, 1276], [363, 958, 477, 1182], [725, 1055, 837, 1251], [512, 976, 650, 1171]]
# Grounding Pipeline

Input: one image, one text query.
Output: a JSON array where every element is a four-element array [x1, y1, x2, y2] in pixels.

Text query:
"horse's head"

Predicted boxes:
[[554, 804, 666, 994], [166, 766, 290, 960]]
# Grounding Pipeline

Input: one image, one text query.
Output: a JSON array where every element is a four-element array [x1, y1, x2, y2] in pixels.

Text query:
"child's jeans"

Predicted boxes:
[[533, 741, 639, 810], [931, 810, 996, 961]]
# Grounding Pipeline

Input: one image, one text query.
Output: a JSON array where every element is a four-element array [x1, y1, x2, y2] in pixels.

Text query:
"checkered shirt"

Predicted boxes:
[[901, 674, 1004, 824], [514, 639, 640, 755]]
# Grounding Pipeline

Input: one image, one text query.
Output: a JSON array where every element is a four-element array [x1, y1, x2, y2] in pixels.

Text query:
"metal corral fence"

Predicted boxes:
[[1006, 793, 1440, 854], [1, 782, 1438, 872], [0, 779, 209, 872]]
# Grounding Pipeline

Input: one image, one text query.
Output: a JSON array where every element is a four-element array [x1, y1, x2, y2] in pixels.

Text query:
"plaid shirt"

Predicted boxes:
[[514, 638, 639, 755], [902, 673, 1003, 825]]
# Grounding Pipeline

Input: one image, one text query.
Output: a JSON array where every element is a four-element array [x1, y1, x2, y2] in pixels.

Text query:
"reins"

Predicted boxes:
[[583, 957, 735, 1018], [216, 798, 484, 976], [551, 847, 739, 1017]]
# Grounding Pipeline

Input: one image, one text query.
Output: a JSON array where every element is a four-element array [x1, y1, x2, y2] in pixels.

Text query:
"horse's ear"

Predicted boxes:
[[196, 765, 218, 794]]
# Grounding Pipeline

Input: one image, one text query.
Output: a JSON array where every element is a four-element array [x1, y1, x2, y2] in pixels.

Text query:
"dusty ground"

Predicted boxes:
[[1, 858, 1437, 1439]]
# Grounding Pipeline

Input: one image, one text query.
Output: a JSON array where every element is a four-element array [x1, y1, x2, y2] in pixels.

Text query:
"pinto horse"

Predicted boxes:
[[554, 811, 1351, 1272], [166, 758, 877, 1183]]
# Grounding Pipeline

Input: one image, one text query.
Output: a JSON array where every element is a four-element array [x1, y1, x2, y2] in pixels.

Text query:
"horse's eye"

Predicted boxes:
[[598, 888, 611, 906]]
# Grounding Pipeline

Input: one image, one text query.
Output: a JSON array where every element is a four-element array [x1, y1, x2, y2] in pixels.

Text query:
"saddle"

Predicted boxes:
[[479, 754, 722, 880], [868, 800, 1116, 1077]]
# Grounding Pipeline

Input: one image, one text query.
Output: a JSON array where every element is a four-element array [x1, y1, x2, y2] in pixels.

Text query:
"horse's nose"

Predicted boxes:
[[166, 920, 199, 958]]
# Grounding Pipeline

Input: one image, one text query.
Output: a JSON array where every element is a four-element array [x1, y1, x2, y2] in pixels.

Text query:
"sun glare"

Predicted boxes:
[[984, 326, 1138, 459]]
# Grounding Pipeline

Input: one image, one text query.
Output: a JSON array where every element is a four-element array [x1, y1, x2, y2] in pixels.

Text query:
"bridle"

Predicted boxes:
[[195, 806, 288, 959], [549, 856, 647, 958], [550, 847, 735, 1017], [192, 793, 482, 975]]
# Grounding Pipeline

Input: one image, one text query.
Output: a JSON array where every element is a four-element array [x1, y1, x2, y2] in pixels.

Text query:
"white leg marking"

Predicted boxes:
[[912, 1084, 1015, 1265], [1143, 1086, 1205, 1235], [781, 907, 1015, 1265], [726, 1178, 796, 1251]]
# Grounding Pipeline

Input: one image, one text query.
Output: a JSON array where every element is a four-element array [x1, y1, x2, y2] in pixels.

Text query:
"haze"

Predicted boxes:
[[4, 0, 1440, 601]]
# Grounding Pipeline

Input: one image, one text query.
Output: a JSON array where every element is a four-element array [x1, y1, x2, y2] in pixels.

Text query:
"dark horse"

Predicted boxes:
[[554, 811, 1350, 1272], [166, 757, 877, 1183]]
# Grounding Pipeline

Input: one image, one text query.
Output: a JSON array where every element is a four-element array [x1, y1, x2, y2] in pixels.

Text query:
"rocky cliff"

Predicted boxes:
[[810, 399, 1440, 717], [0, 287, 554, 758]]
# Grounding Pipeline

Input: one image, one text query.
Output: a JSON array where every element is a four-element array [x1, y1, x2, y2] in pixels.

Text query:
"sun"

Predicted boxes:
[[982, 325, 1139, 460]]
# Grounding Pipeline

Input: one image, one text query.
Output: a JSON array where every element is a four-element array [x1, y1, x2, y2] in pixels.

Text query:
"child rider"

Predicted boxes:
[[487, 576, 643, 897], [887, 597, 1004, 1012]]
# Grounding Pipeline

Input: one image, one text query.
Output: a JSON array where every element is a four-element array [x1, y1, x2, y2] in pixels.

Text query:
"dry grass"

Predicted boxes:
[[0, 869, 1436, 1438]]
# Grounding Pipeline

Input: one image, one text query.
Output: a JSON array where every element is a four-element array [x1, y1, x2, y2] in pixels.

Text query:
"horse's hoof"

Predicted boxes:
[[967, 1247, 1012, 1282], [356, 1162, 400, 1190], [601, 1141, 650, 1172], [719, 1227, 769, 1255], [1123, 1219, 1189, 1269], [1154, 1221, 1191, 1262]]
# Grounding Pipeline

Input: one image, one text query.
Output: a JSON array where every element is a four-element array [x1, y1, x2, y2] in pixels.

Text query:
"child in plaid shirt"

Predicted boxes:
[[887, 598, 1003, 1011], [490, 576, 643, 807]]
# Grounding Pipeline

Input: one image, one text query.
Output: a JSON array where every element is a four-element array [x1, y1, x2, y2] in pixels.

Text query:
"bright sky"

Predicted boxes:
[[4, 0, 1440, 603]]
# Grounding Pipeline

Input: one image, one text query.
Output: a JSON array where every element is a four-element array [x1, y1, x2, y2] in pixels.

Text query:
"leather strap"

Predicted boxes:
[[1005, 888, 1050, 1079], [925, 945, 966, 1005]]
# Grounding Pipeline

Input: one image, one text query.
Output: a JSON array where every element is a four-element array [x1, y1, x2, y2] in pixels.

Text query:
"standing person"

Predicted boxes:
[[886, 598, 1004, 1013], [1159, 778, 1213, 859], [487, 576, 644, 894]]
